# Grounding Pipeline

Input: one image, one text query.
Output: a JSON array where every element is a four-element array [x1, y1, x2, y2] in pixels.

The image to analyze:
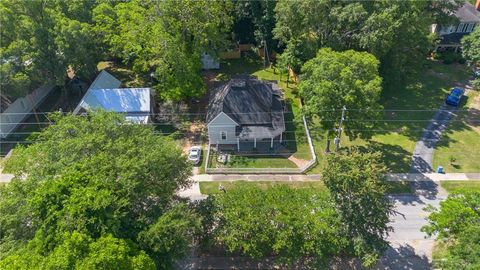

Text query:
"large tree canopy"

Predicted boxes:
[[0, 0, 100, 98], [206, 184, 344, 267], [93, 0, 233, 100], [0, 112, 198, 269], [299, 48, 383, 139], [423, 191, 480, 269], [322, 149, 393, 267], [273, 0, 463, 86]]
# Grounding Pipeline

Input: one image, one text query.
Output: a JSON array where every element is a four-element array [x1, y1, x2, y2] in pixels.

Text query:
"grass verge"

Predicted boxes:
[[440, 181, 480, 193], [199, 181, 326, 195], [199, 180, 411, 195]]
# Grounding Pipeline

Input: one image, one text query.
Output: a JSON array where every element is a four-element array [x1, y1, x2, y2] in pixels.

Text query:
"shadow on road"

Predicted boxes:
[[379, 244, 430, 270]]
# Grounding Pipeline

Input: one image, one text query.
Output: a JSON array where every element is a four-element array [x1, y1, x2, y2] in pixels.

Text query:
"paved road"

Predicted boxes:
[[382, 180, 448, 269], [410, 105, 457, 173]]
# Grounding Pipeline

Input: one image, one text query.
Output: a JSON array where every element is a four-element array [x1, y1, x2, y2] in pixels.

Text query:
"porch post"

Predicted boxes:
[[237, 138, 240, 151], [280, 133, 283, 143], [270, 137, 274, 148], [254, 137, 257, 149]]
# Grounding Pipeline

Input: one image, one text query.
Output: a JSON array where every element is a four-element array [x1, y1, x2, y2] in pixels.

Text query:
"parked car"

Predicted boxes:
[[445, 87, 464, 107], [188, 146, 202, 165]]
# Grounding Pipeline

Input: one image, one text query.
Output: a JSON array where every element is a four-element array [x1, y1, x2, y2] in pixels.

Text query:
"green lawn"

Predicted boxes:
[[199, 180, 327, 195], [440, 181, 480, 193], [341, 61, 472, 172], [199, 180, 411, 195], [217, 57, 473, 173], [218, 56, 314, 163], [433, 91, 480, 172], [208, 151, 297, 169]]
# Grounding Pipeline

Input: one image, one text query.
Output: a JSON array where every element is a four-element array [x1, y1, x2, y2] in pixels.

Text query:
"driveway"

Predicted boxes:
[[410, 105, 457, 173], [411, 80, 473, 173]]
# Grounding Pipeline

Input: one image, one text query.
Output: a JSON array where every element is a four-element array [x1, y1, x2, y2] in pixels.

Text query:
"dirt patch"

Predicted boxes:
[[287, 155, 310, 168], [181, 121, 206, 154]]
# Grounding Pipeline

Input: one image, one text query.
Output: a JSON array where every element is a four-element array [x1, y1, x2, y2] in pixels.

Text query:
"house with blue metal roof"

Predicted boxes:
[[73, 71, 154, 124]]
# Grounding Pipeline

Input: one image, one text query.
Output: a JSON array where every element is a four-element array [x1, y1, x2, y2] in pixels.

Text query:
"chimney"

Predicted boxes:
[[476, 0, 480, 11]]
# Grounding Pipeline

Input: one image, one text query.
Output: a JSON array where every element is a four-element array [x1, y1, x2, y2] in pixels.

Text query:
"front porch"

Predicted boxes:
[[210, 134, 287, 154]]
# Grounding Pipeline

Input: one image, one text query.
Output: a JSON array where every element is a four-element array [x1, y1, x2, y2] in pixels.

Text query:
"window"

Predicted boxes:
[[221, 131, 227, 140], [466, 23, 475, 33], [457, 23, 464, 33]]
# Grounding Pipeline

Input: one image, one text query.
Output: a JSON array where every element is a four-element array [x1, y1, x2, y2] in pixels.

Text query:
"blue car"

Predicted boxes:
[[445, 87, 464, 107]]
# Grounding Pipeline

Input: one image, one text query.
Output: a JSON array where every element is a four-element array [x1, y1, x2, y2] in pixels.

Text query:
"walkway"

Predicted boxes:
[[191, 172, 480, 182], [410, 80, 473, 173], [410, 105, 457, 173]]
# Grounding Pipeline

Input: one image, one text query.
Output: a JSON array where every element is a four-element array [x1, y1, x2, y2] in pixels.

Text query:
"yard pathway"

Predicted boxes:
[[410, 79, 474, 173]]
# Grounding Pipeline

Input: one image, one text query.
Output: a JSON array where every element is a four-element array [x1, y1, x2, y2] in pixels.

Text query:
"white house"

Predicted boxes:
[[73, 71, 154, 124], [206, 75, 285, 151], [432, 1, 480, 51]]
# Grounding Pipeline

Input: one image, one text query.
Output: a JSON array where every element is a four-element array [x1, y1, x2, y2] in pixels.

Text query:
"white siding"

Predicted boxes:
[[207, 112, 238, 145]]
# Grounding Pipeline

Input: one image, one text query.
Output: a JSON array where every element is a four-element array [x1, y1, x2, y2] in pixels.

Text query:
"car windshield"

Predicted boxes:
[[451, 89, 462, 97], [189, 154, 198, 159]]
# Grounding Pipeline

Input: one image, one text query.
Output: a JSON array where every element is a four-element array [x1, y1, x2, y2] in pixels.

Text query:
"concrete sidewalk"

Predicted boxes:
[[191, 173, 480, 182]]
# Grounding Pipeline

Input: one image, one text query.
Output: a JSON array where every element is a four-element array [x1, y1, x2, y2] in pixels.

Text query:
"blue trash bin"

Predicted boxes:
[[437, 166, 444, 174]]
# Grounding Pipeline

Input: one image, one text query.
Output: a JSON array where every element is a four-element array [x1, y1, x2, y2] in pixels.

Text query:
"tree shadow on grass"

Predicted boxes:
[[354, 141, 412, 173]]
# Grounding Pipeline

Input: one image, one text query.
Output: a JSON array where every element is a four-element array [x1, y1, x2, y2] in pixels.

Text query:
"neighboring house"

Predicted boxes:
[[432, 1, 480, 52], [206, 75, 285, 151], [73, 70, 154, 124]]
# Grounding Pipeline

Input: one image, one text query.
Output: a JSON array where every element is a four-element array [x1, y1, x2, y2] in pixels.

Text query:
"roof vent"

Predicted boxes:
[[231, 80, 246, 88]]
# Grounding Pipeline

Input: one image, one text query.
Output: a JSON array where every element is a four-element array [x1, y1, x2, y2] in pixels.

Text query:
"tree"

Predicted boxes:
[[233, 0, 277, 51], [0, 112, 197, 269], [299, 48, 383, 139], [209, 184, 344, 267], [0, 232, 156, 270], [93, 0, 233, 100], [322, 149, 393, 267], [0, 0, 100, 90], [462, 27, 480, 66], [273, 0, 463, 91], [422, 191, 480, 269]]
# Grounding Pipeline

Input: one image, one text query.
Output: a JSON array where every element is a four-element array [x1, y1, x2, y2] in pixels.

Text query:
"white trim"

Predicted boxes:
[[207, 112, 239, 127]]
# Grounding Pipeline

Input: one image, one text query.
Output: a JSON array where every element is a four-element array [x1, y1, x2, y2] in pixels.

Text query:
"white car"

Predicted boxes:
[[188, 146, 202, 165]]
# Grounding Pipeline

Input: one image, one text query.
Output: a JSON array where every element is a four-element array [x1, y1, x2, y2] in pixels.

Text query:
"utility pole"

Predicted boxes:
[[334, 106, 346, 152]]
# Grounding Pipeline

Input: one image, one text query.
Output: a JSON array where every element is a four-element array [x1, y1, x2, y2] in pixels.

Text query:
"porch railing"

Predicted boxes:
[[205, 115, 317, 174]]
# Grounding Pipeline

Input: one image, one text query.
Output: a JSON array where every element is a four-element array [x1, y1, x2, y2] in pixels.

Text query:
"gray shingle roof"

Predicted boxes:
[[455, 3, 480, 23], [207, 75, 285, 138]]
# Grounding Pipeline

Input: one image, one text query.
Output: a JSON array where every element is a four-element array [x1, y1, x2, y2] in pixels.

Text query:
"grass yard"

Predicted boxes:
[[217, 55, 314, 164], [199, 180, 327, 195], [440, 181, 480, 193], [217, 57, 472, 174], [341, 60, 472, 173], [199, 180, 411, 195], [433, 91, 480, 172], [208, 151, 297, 169]]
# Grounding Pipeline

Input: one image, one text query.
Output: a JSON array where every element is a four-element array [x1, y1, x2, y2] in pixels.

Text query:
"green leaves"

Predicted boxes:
[[209, 184, 344, 266], [423, 191, 480, 269], [322, 149, 393, 266], [0, 112, 192, 269], [461, 27, 480, 66], [299, 48, 383, 139]]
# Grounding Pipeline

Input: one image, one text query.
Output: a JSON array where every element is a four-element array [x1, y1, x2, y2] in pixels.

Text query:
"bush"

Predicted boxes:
[[437, 52, 464, 65]]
